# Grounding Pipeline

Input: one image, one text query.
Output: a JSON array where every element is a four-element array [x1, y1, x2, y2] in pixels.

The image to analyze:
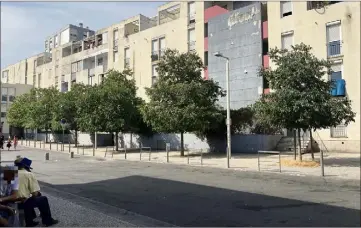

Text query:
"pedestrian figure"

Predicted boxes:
[[0, 135, 4, 149], [6, 140, 12, 151], [13, 136, 18, 151]]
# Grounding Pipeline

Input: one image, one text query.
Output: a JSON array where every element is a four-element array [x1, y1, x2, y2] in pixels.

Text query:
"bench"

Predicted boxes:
[[257, 150, 282, 173]]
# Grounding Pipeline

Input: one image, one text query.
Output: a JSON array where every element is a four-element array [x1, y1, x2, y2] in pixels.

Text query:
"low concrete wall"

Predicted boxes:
[[34, 132, 113, 146], [118, 133, 283, 153]]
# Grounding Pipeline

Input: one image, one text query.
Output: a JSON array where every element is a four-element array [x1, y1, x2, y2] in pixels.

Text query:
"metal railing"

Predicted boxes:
[[327, 41, 342, 57]]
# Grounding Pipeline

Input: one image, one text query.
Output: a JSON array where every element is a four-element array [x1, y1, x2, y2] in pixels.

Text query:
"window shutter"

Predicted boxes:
[[188, 28, 195, 42], [327, 23, 341, 42], [281, 33, 293, 50], [281, 1, 292, 14]]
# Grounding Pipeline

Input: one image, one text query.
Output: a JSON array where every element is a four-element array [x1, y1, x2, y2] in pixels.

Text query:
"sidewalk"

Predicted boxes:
[[18, 139, 360, 180]]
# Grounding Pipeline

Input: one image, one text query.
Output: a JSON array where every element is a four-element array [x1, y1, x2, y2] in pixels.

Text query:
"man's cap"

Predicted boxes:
[[14, 157, 33, 169]]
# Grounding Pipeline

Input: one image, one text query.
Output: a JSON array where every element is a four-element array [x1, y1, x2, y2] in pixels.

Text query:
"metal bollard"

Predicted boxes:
[[93, 145, 95, 156], [50, 141, 52, 150], [105, 147, 108, 158], [149, 148, 151, 161], [69, 141, 71, 153], [257, 151, 260, 172], [45, 153, 49, 161], [200, 149, 203, 166], [279, 151, 282, 173], [82, 145, 85, 155], [56, 142, 59, 151], [166, 143, 170, 163], [187, 150, 190, 164], [70, 151, 74, 158], [124, 146, 127, 160]]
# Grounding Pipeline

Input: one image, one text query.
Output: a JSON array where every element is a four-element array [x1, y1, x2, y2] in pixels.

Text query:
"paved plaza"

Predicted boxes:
[[0, 145, 359, 227]]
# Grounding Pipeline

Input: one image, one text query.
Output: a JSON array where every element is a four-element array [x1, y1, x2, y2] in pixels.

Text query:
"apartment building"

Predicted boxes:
[[1, 1, 360, 152], [267, 1, 360, 152], [0, 83, 33, 138]]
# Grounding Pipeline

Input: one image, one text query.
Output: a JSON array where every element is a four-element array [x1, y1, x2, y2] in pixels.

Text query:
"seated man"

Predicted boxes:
[[0, 166, 20, 227], [14, 157, 58, 227]]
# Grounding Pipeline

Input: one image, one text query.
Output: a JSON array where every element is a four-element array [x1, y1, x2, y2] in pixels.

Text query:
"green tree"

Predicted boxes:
[[256, 43, 355, 160], [7, 93, 32, 129], [52, 83, 88, 146], [76, 84, 104, 137], [98, 69, 148, 150], [141, 49, 225, 156]]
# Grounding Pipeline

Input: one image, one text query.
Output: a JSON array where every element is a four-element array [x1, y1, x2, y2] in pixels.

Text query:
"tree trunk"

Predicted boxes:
[[45, 128, 48, 143], [297, 128, 302, 161], [115, 132, 119, 151], [75, 129, 78, 147], [180, 132, 184, 157], [309, 129, 315, 161], [293, 129, 297, 160]]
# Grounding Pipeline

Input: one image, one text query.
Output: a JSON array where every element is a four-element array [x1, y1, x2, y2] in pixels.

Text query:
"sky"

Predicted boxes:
[[1, 1, 166, 68]]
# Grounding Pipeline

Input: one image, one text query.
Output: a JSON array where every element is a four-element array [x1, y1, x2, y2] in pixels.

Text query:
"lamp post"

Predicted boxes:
[[214, 52, 231, 168]]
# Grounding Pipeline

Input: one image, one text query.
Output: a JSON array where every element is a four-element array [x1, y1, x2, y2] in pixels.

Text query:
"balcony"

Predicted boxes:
[[151, 51, 159, 62], [159, 49, 166, 58], [262, 21, 268, 39], [88, 68, 95, 77], [263, 55, 269, 68], [188, 13, 196, 24], [327, 41, 342, 58], [188, 41, 196, 52]]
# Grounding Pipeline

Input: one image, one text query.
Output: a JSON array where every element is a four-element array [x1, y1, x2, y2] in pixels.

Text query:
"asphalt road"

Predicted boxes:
[[1, 146, 360, 227]]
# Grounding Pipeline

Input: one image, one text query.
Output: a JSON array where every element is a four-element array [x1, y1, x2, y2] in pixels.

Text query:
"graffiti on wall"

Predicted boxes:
[[227, 6, 260, 29]]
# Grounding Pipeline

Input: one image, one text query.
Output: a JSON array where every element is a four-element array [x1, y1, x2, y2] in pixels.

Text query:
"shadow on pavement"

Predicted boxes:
[[40, 175, 360, 227]]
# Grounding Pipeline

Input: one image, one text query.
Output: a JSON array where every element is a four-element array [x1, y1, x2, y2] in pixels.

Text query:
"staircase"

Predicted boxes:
[[275, 136, 310, 152]]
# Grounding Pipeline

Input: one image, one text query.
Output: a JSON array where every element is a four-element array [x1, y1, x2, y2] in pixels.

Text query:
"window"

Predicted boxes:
[[1, 112, 6, 118], [188, 2, 196, 24], [1, 88, 7, 103], [204, 23, 208, 38], [61, 82, 69, 92], [2, 70, 8, 82], [188, 28, 196, 51], [124, 48, 130, 66], [55, 35, 59, 47], [113, 29, 119, 47], [326, 21, 341, 57], [151, 39, 159, 61], [98, 58, 103, 66], [113, 50, 119, 63], [280, 1, 292, 17], [330, 124, 347, 138], [204, 51, 208, 66], [8, 88, 15, 103], [152, 64, 158, 86], [281, 32, 294, 50], [330, 63, 342, 81], [159, 37, 166, 57]]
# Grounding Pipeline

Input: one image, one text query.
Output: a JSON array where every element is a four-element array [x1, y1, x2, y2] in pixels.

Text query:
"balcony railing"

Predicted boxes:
[[327, 41, 341, 57], [188, 13, 196, 24], [89, 68, 95, 76], [151, 51, 159, 62], [188, 41, 196, 51]]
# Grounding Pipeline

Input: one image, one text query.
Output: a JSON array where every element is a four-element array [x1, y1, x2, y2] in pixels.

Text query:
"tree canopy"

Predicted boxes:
[[141, 49, 225, 155], [254, 43, 355, 159]]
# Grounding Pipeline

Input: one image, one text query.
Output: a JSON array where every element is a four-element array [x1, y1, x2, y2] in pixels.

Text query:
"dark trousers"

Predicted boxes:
[[22, 196, 53, 225]]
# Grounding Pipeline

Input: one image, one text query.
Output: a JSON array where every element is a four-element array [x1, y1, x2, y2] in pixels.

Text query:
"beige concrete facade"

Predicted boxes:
[[1, 1, 207, 101], [267, 1, 360, 152], [0, 83, 33, 136]]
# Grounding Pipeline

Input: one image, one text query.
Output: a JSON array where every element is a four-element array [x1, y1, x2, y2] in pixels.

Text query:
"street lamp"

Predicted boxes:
[[214, 52, 231, 168]]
